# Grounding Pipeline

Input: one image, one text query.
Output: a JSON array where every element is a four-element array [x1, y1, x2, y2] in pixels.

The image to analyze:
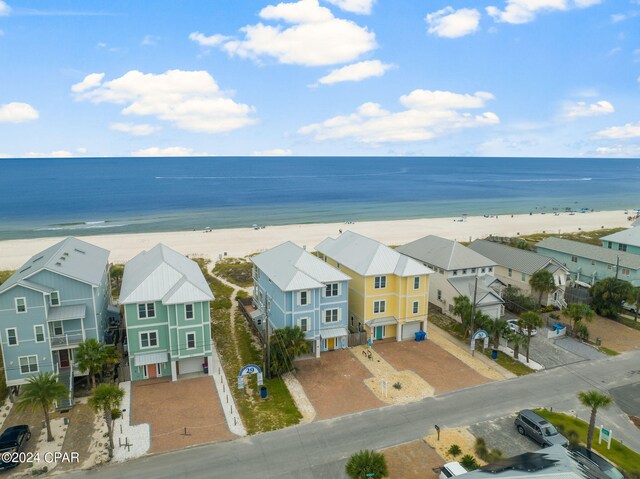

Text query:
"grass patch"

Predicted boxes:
[[615, 314, 640, 331], [599, 346, 620, 356], [109, 264, 124, 302], [516, 227, 626, 248], [0, 270, 14, 286], [213, 257, 253, 288], [429, 313, 534, 377], [236, 289, 250, 300], [195, 258, 234, 309], [534, 409, 640, 477]]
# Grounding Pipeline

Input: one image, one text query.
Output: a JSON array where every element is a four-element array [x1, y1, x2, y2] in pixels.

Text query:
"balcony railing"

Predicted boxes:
[[50, 332, 84, 348]]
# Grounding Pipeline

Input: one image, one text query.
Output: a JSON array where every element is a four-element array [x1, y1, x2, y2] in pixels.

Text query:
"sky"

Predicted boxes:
[[0, 0, 639, 158]]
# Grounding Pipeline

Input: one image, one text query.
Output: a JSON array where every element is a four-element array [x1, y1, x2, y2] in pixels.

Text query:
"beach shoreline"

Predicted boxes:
[[0, 209, 633, 270]]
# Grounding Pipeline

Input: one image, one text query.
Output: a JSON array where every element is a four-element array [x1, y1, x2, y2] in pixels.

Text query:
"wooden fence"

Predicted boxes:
[[348, 331, 367, 347]]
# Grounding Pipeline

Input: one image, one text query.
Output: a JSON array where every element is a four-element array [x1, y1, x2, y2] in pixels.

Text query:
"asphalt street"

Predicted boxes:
[[70, 351, 640, 479]]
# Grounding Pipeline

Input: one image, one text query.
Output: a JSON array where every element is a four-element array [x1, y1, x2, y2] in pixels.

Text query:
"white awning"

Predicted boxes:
[[365, 316, 398, 327], [320, 327, 349, 339], [134, 351, 169, 367], [47, 304, 86, 322], [573, 280, 591, 288]]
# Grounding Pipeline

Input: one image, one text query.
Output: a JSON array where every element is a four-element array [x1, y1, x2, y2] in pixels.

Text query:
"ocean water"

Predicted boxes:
[[1, 156, 640, 240]]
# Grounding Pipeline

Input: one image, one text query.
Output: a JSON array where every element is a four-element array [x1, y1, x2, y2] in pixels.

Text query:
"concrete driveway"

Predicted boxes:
[[554, 336, 605, 360], [526, 333, 584, 369], [469, 415, 540, 458]]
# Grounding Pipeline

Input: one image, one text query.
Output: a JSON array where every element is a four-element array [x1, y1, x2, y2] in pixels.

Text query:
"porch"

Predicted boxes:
[[47, 304, 86, 349]]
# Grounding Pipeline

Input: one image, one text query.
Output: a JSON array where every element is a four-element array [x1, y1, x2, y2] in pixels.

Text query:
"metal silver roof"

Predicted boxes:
[[364, 316, 398, 327], [0, 237, 109, 295], [19, 279, 55, 294], [315, 231, 432, 277], [120, 244, 214, 305], [600, 225, 640, 248], [469, 240, 566, 275], [319, 327, 349, 339], [251, 241, 351, 292], [47, 304, 86, 322], [134, 351, 169, 367], [397, 235, 496, 271], [448, 276, 504, 305], [536, 236, 640, 270]]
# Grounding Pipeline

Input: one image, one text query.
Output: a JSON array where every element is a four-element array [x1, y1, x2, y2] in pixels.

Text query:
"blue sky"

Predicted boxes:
[[0, 0, 639, 158]]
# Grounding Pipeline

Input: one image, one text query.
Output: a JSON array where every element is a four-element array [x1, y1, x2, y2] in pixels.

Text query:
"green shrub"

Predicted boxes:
[[447, 444, 462, 458], [393, 382, 402, 390], [575, 322, 589, 341], [460, 454, 479, 470], [345, 450, 388, 479]]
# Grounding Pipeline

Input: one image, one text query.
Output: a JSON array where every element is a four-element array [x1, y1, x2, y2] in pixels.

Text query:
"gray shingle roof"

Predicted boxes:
[[600, 225, 640, 248], [315, 231, 432, 277], [252, 241, 350, 292], [536, 236, 640, 269], [448, 276, 503, 305], [397, 235, 496, 271], [120, 244, 213, 305], [469, 240, 565, 275], [0, 237, 109, 295]]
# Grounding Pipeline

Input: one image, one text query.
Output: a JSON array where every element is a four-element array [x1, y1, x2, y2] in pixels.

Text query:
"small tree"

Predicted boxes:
[[109, 264, 124, 299], [578, 390, 613, 451], [448, 444, 462, 458], [269, 326, 310, 376], [591, 277, 634, 318], [460, 454, 479, 470], [345, 450, 388, 479], [529, 270, 556, 306], [563, 303, 594, 330], [75, 339, 120, 389], [89, 383, 125, 459], [487, 318, 510, 349], [506, 331, 527, 361], [519, 311, 544, 363], [16, 373, 68, 442], [452, 295, 473, 337]]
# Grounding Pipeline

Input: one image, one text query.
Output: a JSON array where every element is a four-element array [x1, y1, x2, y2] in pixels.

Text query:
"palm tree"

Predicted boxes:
[[562, 303, 594, 330], [578, 390, 613, 451], [452, 295, 473, 337], [89, 383, 125, 458], [487, 318, 510, 349], [345, 450, 388, 479], [16, 372, 69, 442], [269, 326, 310, 376], [519, 311, 544, 363], [506, 331, 527, 360], [529, 270, 556, 306], [75, 339, 120, 389]]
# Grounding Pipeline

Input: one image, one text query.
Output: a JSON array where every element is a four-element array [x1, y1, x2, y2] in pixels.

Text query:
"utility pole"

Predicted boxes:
[[615, 256, 620, 280], [470, 274, 479, 338], [265, 297, 270, 379]]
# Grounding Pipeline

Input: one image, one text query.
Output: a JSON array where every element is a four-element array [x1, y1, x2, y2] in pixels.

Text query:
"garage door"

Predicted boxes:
[[179, 357, 203, 374], [402, 321, 421, 340]]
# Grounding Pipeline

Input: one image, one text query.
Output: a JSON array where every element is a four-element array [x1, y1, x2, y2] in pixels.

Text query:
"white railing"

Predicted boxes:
[[50, 332, 84, 347]]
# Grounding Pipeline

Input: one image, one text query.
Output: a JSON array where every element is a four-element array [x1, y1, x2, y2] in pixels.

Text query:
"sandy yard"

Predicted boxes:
[[383, 440, 445, 479], [564, 314, 640, 352], [425, 427, 486, 466]]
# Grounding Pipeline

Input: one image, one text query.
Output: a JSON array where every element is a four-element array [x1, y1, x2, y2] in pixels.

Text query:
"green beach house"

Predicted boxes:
[[120, 244, 214, 381]]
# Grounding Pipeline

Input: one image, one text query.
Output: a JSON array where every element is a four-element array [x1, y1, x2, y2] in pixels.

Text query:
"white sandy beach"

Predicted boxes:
[[0, 210, 633, 269]]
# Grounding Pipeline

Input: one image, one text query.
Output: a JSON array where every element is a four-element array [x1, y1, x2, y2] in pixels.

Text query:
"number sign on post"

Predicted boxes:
[[237, 364, 263, 389]]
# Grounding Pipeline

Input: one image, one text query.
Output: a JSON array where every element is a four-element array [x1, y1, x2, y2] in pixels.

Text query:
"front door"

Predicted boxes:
[[327, 338, 335, 350], [375, 326, 384, 340], [147, 364, 157, 379], [59, 350, 70, 368]]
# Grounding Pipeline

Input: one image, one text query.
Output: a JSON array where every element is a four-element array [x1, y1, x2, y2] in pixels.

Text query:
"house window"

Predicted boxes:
[[521, 272, 526, 282], [15, 297, 27, 314], [373, 300, 386, 314], [186, 332, 196, 349], [52, 321, 63, 336], [621, 268, 630, 276], [607, 264, 613, 270], [413, 277, 420, 289], [619, 244, 627, 252], [481, 268, 485, 273], [50, 291, 60, 306], [350, 316, 354, 327], [462, 269, 467, 275], [607, 242, 612, 249], [34, 325, 45, 343], [254, 267, 260, 279], [185, 304, 194, 320], [6, 328, 18, 346], [471, 269, 476, 274], [412, 301, 419, 314], [591, 260, 595, 265], [488, 267, 493, 272], [138, 303, 156, 319], [324, 309, 339, 323], [140, 331, 158, 349], [374, 276, 387, 289], [19, 356, 38, 374], [571, 256, 578, 263], [299, 290, 309, 306], [437, 289, 442, 301], [298, 317, 309, 332], [325, 283, 339, 297], [508, 268, 513, 277], [448, 304, 454, 313], [453, 270, 458, 276]]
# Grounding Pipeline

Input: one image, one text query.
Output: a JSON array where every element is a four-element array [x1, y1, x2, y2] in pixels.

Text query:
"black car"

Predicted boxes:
[[0, 425, 31, 470], [573, 446, 626, 479]]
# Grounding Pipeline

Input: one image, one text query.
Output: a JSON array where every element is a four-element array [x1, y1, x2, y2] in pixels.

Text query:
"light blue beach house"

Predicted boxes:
[[536, 237, 640, 287], [251, 242, 351, 357], [120, 244, 214, 382], [600, 226, 640, 255], [0, 237, 118, 407]]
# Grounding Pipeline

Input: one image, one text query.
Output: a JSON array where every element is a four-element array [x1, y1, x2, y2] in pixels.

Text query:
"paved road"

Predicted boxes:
[[555, 336, 606, 360], [69, 351, 640, 479], [610, 382, 640, 417]]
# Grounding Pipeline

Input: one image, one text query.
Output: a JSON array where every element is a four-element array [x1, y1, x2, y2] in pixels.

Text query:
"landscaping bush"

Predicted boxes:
[[460, 454, 479, 470], [574, 322, 589, 341], [345, 450, 388, 479], [393, 382, 402, 390], [213, 257, 254, 287], [447, 444, 462, 458], [503, 286, 538, 314]]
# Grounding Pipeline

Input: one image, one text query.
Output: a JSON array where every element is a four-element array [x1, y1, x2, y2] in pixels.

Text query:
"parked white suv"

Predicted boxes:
[[507, 319, 537, 336]]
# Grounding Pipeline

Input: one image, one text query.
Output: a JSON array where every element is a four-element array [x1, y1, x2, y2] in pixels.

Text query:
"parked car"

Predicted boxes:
[[439, 462, 468, 479], [572, 446, 625, 479], [0, 425, 31, 470], [514, 410, 568, 447], [507, 319, 537, 336], [622, 302, 638, 314]]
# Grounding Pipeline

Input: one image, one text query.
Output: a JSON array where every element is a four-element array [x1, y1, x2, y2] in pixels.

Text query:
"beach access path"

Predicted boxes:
[[0, 210, 631, 269]]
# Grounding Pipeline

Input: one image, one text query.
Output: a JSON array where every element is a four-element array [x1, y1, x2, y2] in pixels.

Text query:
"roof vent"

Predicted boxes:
[[63, 252, 69, 256], [55, 262, 62, 266], [74, 248, 86, 254], [60, 256, 66, 261], [32, 255, 44, 263], [19, 266, 32, 273]]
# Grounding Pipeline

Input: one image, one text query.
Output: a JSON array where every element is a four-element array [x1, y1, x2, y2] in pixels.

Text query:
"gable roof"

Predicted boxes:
[[397, 235, 496, 271], [119, 244, 213, 305], [536, 236, 640, 270], [251, 242, 351, 292], [468, 240, 566, 275], [315, 231, 432, 277], [448, 276, 504, 306], [600, 226, 640, 248], [0, 237, 109, 295]]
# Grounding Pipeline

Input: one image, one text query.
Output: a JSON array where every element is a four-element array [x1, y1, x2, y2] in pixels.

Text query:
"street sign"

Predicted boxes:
[[599, 425, 612, 449]]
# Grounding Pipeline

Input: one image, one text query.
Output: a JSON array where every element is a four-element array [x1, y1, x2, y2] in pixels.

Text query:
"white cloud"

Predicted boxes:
[[299, 89, 499, 144], [71, 72, 105, 93], [324, 0, 375, 15], [26, 150, 74, 158], [426, 7, 481, 38], [562, 100, 614, 119], [110, 122, 160, 136], [594, 145, 640, 157], [72, 69, 256, 133], [141, 34, 159, 46], [214, 0, 376, 66], [76, 147, 88, 154], [252, 148, 293, 156], [595, 122, 640, 139], [0, 102, 39, 123], [0, 1, 11, 16], [316, 60, 392, 85], [486, 0, 601, 24], [610, 13, 626, 23], [189, 32, 229, 47], [132, 146, 196, 157]]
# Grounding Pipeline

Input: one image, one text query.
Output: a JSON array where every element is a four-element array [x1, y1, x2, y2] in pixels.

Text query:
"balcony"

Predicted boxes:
[[50, 332, 84, 349]]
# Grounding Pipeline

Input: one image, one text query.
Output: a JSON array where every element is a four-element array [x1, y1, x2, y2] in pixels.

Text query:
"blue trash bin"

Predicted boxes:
[[491, 349, 498, 359], [260, 386, 267, 398]]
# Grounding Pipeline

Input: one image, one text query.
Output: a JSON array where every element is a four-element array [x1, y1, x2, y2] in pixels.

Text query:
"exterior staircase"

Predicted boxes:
[[56, 366, 74, 410]]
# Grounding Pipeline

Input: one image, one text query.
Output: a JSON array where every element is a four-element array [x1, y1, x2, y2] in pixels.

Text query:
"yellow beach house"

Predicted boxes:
[[315, 231, 433, 341]]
